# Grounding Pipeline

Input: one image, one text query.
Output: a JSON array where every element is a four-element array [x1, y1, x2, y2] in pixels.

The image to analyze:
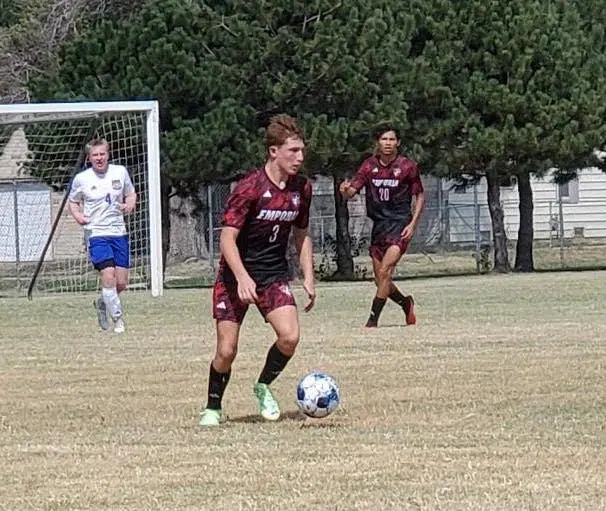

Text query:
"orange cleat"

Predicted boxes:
[[403, 295, 416, 325]]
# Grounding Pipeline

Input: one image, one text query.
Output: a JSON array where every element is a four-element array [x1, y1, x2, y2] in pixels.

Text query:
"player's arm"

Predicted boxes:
[[67, 176, 88, 225], [68, 200, 88, 225], [293, 227, 313, 281], [120, 169, 137, 214], [340, 164, 369, 199], [294, 180, 316, 312], [402, 165, 425, 242], [219, 226, 249, 281], [220, 180, 259, 303], [219, 226, 258, 304], [293, 226, 315, 312], [410, 191, 425, 228], [121, 191, 137, 214], [294, 227, 316, 312]]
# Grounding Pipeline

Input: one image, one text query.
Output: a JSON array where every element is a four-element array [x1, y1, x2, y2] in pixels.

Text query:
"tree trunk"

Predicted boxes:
[[332, 177, 355, 279], [195, 186, 210, 260], [514, 172, 534, 272], [485, 171, 510, 272]]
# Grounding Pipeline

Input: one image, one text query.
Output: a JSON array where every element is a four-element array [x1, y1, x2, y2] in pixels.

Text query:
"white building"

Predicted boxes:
[[446, 165, 606, 244], [0, 128, 74, 263]]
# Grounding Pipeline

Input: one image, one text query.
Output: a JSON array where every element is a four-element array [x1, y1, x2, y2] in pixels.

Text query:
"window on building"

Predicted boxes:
[[558, 179, 579, 203]]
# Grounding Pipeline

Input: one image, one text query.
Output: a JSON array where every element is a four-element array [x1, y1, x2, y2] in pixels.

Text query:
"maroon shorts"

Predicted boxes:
[[369, 235, 410, 262], [213, 279, 296, 323]]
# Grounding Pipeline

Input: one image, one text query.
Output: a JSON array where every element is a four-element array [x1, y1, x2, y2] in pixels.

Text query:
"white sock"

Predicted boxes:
[[101, 287, 122, 320]]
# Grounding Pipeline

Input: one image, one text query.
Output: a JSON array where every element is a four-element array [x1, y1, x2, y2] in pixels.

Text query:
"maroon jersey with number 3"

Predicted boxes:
[[218, 168, 312, 287], [350, 154, 423, 240]]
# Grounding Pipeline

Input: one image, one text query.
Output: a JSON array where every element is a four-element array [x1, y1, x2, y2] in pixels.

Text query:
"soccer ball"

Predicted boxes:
[[296, 372, 340, 418]]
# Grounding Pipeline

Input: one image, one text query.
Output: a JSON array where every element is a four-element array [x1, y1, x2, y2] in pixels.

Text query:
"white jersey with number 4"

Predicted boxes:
[[69, 164, 135, 238]]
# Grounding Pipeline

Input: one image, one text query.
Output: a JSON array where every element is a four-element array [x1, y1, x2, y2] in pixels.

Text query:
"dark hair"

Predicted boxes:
[[373, 124, 400, 141], [266, 114, 304, 149]]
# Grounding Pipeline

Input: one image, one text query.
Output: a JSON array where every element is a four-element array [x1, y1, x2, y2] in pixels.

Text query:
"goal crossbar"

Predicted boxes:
[[0, 100, 163, 297]]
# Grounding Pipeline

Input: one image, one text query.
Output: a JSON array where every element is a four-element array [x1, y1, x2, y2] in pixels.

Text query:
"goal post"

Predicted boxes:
[[0, 100, 163, 297]]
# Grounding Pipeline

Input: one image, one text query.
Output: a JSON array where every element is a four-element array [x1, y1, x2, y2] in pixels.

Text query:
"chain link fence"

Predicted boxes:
[[163, 176, 606, 287], [3, 173, 604, 292]]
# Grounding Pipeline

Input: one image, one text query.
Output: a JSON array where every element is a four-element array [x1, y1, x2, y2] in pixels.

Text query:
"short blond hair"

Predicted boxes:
[[86, 138, 110, 155]]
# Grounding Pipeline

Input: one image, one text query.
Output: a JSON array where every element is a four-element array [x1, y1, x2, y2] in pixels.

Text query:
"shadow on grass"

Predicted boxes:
[[357, 323, 414, 330], [228, 410, 306, 424], [229, 410, 343, 428]]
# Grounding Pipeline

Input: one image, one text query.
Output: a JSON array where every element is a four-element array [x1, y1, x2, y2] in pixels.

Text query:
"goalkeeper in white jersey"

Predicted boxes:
[[68, 139, 137, 334]]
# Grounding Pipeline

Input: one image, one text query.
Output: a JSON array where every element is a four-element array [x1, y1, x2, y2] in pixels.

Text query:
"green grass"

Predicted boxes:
[[1, 272, 605, 510]]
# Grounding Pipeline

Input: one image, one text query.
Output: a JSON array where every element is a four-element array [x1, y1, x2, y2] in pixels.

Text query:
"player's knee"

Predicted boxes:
[[276, 328, 300, 356], [215, 343, 238, 366], [116, 282, 127, 293], [377, 264, 395, 283], [99, 268, 116, 288]]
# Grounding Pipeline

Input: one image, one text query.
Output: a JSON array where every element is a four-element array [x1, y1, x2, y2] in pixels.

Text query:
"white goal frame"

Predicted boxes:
[[0, 100, 163, 297]]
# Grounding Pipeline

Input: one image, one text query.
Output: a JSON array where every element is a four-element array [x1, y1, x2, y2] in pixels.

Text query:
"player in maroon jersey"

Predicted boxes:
[[199, 114, 315, 426], [340, 125, 425, 328]]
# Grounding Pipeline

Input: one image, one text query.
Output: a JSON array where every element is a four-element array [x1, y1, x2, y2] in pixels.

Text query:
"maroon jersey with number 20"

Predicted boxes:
[[218, 168, 312, 288], [351, 154, 423, 239]]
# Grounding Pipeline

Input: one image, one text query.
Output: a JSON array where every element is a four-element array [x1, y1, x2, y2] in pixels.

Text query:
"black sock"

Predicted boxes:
[[366, 297, 387, 327], [206, 363, 231, 410], [258, 343, 292, 385], [389, 287, 407, 308]]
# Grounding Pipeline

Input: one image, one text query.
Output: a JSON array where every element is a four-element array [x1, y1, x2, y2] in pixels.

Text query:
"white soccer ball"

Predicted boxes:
[[296, 372, 340, 418]]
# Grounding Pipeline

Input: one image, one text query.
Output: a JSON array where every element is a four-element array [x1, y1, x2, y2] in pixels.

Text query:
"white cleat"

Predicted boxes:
[[113, 317, 125, 334]]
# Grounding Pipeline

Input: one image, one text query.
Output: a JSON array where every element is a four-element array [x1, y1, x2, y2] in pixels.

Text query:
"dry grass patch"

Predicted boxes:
[[1, 272, 605, 510]]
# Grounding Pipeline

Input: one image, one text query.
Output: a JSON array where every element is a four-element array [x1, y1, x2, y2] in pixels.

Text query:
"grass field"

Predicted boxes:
[[1, 271, 605, 510]]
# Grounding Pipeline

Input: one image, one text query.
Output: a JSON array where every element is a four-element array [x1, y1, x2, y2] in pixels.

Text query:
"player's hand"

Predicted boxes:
[[303, 278, 316, 312], [339, 180, 354, 199], [74, 215, 89, 226], [119, 202, 135, 214], [401, 222, 417, 242], [237, 274, 258, 304]]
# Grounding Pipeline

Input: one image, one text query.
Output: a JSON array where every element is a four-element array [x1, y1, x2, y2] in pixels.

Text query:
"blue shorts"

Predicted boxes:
[[88, 235, 130, 270]]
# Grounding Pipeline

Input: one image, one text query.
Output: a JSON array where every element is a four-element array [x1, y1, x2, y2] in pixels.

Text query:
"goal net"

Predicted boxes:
[[0, 101, 162, 297]]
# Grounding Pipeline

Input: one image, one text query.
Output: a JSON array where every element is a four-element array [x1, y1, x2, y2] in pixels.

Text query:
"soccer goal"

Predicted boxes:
[[0, 101, 162, 297]]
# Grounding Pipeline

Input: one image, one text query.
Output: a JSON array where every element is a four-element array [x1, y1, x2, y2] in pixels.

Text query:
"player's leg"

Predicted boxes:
[[200, 320, 241, 426], [109, 236, 130, 333], [200, 281, 247, 426], [115, 267, 129, 295], [373, 241, 416, 326], [371, 255, 382, 287], [365, 244, 402, 328], [388, 283, 416, 325], [254, 305, 299, 421], [260, 305, 299, 379], [254, 283, 299, 421], [95, 236, 129, 334], [98, 266, 125, 332], [109, 267, 128, 333], [88, 236, 115, 331], [92, 268, 111, 331], [372, 255, 409, 307]]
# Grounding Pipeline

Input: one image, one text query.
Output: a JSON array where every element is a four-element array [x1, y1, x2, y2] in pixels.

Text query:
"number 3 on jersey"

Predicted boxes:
[[379, 187, 390, 202], [269, 224, 280, 242]]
